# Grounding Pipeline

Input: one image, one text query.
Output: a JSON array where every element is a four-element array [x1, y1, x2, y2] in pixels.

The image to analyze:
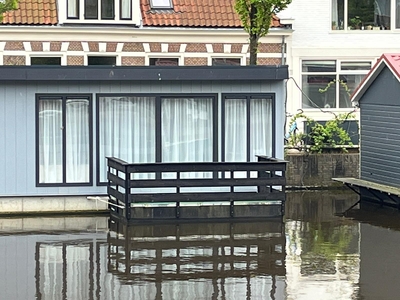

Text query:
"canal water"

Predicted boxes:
[[1, 190, 400, 300]]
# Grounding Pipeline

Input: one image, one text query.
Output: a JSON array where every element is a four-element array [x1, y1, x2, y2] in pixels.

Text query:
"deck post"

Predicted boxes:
[[124, 164, 131, 221]]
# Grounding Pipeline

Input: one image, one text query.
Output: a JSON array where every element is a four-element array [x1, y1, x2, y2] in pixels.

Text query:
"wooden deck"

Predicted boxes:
[[107, 156, 287, 223], [333, 177, 400, 209]]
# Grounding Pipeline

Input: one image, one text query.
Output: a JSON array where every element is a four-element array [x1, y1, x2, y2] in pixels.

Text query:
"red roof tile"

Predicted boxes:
[[140, 0, 282, 28], [2, 0, 58, 25]]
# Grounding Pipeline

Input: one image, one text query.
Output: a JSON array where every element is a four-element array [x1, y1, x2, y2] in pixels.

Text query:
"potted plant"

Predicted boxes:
[[332, 21, 337, 30], [349, 16, 362, 30]]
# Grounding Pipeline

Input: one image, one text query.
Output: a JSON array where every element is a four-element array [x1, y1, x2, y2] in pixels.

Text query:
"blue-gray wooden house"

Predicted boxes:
[[0, 65, 288, 198]]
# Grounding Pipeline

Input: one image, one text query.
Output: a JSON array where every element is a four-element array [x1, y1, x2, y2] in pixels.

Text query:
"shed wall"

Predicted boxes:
[[360, 103, 400, 187], [360, 67, 400, 187], [0, 80, 285, 196]]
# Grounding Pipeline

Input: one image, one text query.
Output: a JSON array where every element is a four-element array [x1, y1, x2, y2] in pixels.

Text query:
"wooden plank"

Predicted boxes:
[[333, 177, 400, 197], [129, 177, 285, 188], [129, 192, 285, 202], [107, 172, 125, 187], [107, 186, 125, 202], [107, 157, 128, 172], [127, 162, 286, 173]]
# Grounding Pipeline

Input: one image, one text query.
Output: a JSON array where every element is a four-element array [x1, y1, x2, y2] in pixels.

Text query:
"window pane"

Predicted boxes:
[[225, 99, 247, 162], [162, 98, 213, 164], [120, 0, 131, 19], [39, 99, 63, 183], [66, 99, 90, 183], [302, 61, 336, 72], [332, 0, 344, 30], [67, 0, 79, 18], [101, 0, 114, 19], [149, 58, 178, 66], [341, 61, 371, 70], [348, 0, 390, 30], [98, 97, 156, 182], [88, 56, 116, 65], [85, 0, 98, 19], [339, 74, 365, 108], [250, 98, 273, 160], [302, 75, 336, 109], [397, 0, 400, 28], [150, 0, 172, 9], [212, 58, 241, 66], [31, 57, 61, 65]]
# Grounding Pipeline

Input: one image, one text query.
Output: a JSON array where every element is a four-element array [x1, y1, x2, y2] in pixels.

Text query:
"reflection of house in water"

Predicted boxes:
[[107, 221, 286, 299], [284, 192, 361, 300], [14, 218, 286, 299]]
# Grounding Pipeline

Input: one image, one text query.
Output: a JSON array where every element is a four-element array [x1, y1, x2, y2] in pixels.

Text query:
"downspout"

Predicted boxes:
[[281, 35, 286, 65]]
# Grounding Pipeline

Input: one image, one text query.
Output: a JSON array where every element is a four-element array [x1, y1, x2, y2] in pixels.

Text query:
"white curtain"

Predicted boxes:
[[39, 99, 63, 183], [162, 98, 213, 179], [250, 99, 273, 160], [67, 0, 78, 18], [225, 98, 273, 162], [98, 97, 156, 182], [161, 98, 213, 163], [66, 99, 90, 183], [120, 0, 131, 19], [332, 0, 338, 28], [224, 99, 247, 162]]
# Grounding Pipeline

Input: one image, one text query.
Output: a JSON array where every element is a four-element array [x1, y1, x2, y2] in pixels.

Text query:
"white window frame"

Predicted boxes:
[[332, 0, 398, 31], [150, 0, 173, 9], [207, 55, 246, 66], [28, 54, 67, 66], [301, 59, 372, 110], [146, 55, 183, 66], [58, 0, 140, 25]]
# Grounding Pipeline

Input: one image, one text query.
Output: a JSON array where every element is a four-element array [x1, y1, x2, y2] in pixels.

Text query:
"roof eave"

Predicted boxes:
[[0, 65, 289, 81]]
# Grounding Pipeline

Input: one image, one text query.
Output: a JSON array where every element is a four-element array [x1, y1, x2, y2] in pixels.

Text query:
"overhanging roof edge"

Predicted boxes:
[[0, 66, 289, 81]]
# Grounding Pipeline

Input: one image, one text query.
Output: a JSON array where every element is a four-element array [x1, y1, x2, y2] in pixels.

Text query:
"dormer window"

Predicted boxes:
[[66, 0, 132, 20], [150, 0, 173, 9]]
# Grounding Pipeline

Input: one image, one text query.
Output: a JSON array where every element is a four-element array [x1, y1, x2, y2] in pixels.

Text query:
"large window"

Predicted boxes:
[[97, 95, 217, 183], [332, 0, 397, 30], [222, 95, 274, 162], [36, 95, 92, 185], [301, 60, 371, 109], [67, 0, 131, 20]]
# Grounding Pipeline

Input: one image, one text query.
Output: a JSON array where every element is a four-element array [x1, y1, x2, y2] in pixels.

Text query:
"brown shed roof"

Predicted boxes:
[[2, 0, 58, 25], [140, 0, 282, 28]]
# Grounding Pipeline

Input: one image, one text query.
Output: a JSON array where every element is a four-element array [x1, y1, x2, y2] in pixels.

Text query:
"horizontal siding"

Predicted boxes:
[[360, 103, 400, 187], [0, 80, 284, 196]]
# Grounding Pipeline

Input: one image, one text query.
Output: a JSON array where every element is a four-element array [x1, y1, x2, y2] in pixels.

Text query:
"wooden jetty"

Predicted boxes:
[[106, 156, 287, 223], [333, 177, 400, 209]]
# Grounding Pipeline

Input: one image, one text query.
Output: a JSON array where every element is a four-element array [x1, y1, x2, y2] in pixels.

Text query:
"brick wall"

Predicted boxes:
[[285, 152, 359, 187]]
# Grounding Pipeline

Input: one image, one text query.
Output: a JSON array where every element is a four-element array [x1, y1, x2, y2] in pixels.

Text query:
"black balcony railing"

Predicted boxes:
[[107, 155, 287, 222]]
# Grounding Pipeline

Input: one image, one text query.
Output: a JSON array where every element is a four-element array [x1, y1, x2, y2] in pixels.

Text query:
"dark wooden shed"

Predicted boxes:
[[335, 54, 400, 208]]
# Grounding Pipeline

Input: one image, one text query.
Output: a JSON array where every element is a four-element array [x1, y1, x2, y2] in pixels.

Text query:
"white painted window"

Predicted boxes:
[[301, 60, 371, 109], [149, 57, 179, 66], [67, 0, 132, 20], [331, 0, 400, 30], [212, 58, 241, 66], [150, 0, 172, 9]]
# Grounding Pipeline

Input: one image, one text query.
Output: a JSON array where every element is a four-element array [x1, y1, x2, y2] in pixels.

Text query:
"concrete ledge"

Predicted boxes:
[[0, 196, 108, 215], [0, 216, 109, 232]]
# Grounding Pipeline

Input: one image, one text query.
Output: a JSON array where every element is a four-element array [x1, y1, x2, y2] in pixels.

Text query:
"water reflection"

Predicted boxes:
[[4, 191, 400, 299]]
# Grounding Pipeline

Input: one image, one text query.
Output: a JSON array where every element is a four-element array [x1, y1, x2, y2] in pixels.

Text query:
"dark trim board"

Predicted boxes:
[[0, 65, 289, 81]]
